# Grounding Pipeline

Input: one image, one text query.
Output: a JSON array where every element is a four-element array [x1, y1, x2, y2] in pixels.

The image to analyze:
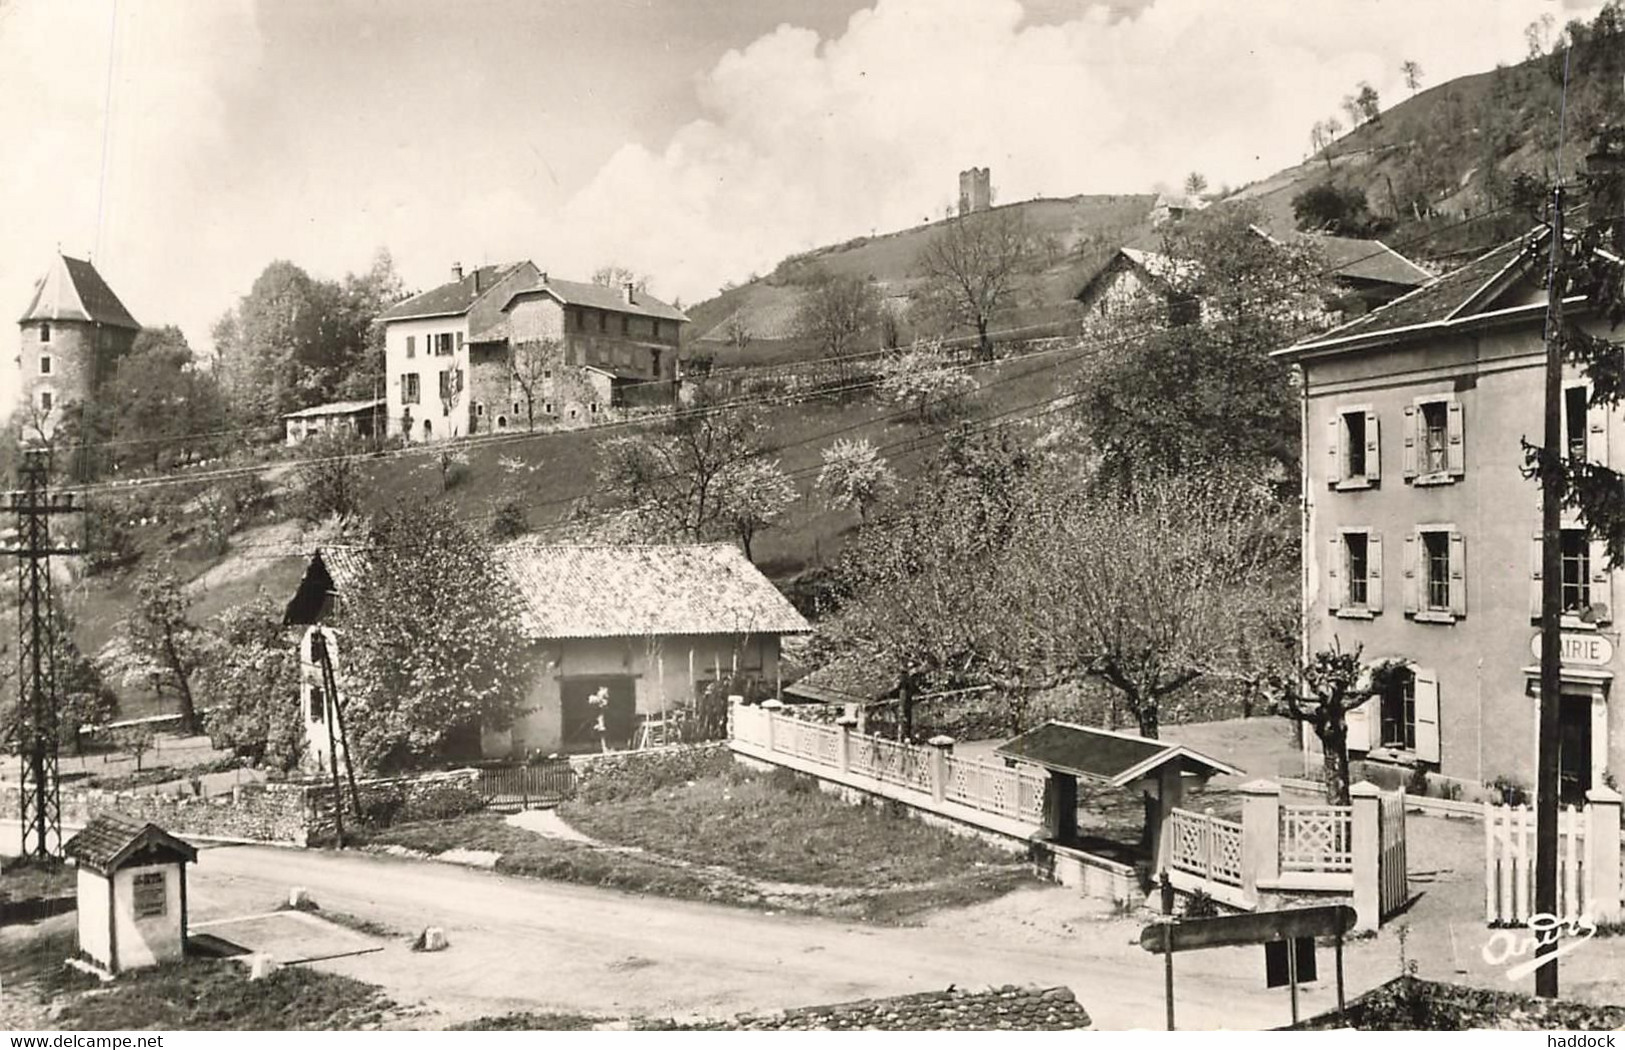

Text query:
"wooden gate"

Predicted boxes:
[[478, 760, 576, 812], [1484, 802, 1587, 925], [1377, 788, 1408, 919]]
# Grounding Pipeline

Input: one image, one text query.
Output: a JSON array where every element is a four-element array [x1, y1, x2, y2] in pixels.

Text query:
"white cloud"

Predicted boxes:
[[552, 0, 1602, 306]]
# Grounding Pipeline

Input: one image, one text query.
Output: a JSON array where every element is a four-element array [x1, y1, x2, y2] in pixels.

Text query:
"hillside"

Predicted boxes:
[[686, 194, 1157, 368]]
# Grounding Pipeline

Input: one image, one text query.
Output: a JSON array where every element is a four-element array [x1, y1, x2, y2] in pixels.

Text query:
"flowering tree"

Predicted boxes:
[[876, 340, 977, 421], [196, 596, 305, 771], [816, 438, 896, 523], [336, 500, 534, 772], [712, 457, 797, 562]]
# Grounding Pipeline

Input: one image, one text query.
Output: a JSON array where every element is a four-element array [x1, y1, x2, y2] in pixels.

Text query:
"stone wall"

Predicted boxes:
[[571, 742, 732, 803], [301, 768, 485, 846], [660, 985, 1090, 1031]]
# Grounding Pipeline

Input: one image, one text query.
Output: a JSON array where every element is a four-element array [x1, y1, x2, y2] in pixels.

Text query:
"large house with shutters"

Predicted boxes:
[[1275, 227, 1620, 804], [378, 261, 687, 442]]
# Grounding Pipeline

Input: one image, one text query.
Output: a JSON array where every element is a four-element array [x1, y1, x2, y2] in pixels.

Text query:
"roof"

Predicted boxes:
[[1072, 247, 1194, 303], [504, 276, 689, 324], [379, 263, 525, 322], [1276, 232, 1543, 358], [784, 653, 899, 705], [281, 398, 385, 420], [994, 721, 1244, 787], [19, 255, 140, 329], [64, 813, 197, 875], [1306, 234, 1432, 288], [288, 543, 810, 638]]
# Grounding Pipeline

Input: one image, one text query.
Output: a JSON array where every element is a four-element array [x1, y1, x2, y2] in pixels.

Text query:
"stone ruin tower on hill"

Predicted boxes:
[[958, 167, 992, 217]]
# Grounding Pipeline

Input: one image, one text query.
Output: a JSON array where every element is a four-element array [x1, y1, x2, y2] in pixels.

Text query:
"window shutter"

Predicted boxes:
[[1446, 400, 1465, 476], [1449, 530, 1467, 616], [1346, 696, 1373, 752], [1591, 537, 1613, 625], [1327, 535, 1343, 611], [1402, 404, 1417, 480], [1413, 668, 1441, 764], [1589, 397, 1610, 467], [1530, 532, 1544, 621], [1367, 530, 1384, 613], [1327, 415, 1342, 488], [1403, 532, 1418, 615], [1364, 411, 1381, 482]]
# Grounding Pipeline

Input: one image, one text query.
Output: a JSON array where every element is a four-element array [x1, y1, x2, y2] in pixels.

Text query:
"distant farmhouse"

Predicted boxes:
[[285, 542, 809, 760], [282, 397, 384, 446], [377, 262, 689, 443], [1074, 226, 1431, 329], [14, 254, 140, 436]]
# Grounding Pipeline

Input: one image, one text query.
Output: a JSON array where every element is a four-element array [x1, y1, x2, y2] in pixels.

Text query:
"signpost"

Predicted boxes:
[[1140, 904, 1356, 1030]]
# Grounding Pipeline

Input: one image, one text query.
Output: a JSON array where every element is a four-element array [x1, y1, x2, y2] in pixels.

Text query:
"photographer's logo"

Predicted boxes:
[[1481, 912, 1596, 981]]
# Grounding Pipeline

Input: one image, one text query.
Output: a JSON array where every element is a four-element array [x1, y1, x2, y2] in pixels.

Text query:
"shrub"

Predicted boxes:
[[1488, 775, 1529, 807], [489, 498, 529, 540], [1405, 766, 1430, 797], [403, 783, 486, 822], [767, 766, 819, 797], [1183, 888, 1220, 919]]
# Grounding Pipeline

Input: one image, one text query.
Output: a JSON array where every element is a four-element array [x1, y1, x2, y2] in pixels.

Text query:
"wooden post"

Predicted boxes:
[[1349, 781, 1381, 933], [1154, 765, 1185, 874], [1163, 923, 1175, 1031], [1240, 779, 1281, 905], [1286, 936, 1300, 1026], [1335, 929, 1346, 1015], [1585, 786, 1622, 922]]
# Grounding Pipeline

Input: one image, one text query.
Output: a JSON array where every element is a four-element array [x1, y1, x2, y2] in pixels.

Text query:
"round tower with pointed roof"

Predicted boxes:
[[15, 254, 140, 435]]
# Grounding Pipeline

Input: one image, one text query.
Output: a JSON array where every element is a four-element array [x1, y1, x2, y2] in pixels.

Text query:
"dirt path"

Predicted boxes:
[[179, 843, 1371, 1030]]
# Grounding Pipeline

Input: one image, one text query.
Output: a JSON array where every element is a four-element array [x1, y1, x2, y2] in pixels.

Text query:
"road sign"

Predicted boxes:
[[1139, 904, 1356, 953]]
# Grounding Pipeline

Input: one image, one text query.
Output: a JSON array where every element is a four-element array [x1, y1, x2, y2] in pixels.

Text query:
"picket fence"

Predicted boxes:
[[1484, 802, 1589, 925]]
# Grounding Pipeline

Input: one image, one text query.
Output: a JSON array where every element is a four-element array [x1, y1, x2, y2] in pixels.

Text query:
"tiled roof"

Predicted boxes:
[[379, 263, 525, 322], [19, 255, 140, 329], [304, 543, 809, 639], [1307, 234, 1432, 288], [505, 277, 689, 324], [995, 720, 1243, 786], [658, 985, 1092, 1031], [281, 398, 385, 420], [64, 813, 197, 875], [785, 653, 898, 705], [1280, 234, 1538, 353], [500, 542, 808, 638]]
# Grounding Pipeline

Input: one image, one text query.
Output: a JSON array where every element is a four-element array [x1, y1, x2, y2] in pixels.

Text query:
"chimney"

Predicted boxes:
[[622, 281, 635, 305], [538, 271, 548, 284], [473, 268, 481, 294], [451, 262, 464, 283]]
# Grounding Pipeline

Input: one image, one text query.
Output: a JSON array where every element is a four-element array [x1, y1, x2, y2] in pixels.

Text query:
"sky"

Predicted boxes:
[[0, 0, 1605, 417]]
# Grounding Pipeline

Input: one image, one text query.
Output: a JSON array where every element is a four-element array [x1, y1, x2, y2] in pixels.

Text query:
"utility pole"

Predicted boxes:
[[1535, 184, 1566, 999], [3, 447, 86, 860]]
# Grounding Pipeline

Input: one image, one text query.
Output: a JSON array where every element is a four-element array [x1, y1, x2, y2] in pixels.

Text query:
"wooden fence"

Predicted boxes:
[[1378, 788, 1409, 919], [729, 702, 1046, 828], [1279, 803, 1354, 874], [476, 761, 577, 812], [1168, 807, 1246, 888]]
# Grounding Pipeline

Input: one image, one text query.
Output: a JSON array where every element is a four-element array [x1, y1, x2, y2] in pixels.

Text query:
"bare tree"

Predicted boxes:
[[795, 268, 880, 391], [510, 338, 562, 431], [723, 312, 752, 357], [918, 209, 1033, 361], [1183, 171, 1209, 198], [1400, 59, 1424, 95], [1266, 642, 1406, 805], [591, 264, 650, 294]]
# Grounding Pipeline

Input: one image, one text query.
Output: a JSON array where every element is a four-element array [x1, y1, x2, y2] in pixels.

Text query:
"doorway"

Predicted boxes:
[[561, 676, 636, 752], [1558, 693, 1592, 806]]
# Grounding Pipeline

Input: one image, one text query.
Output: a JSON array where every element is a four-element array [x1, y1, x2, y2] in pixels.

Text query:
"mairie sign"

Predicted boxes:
[[1529, 631, 1615, 667]]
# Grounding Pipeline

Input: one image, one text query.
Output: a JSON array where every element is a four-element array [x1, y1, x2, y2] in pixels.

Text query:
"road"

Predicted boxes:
[[175, 843, 1368, 1029]]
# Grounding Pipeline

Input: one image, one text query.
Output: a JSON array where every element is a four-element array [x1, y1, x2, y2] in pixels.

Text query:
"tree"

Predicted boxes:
[[712, 458, 797, 562], [509, 338, 561, 431], [595, 386, 764, 542], [291, 433, 367, 525], [795, 268, 880, 390], [1292, 182, 1381, 237], [1183, 172, 1209, 198], [1355, 82, 1381, 125], [591, 264, 650, 295], [125, 561, 205, 735], [1400, 59, 1424, 94], [816, 438, 896, 523], [875, 339, 977, 421], [723, 312, 752, 356], [918, 209, 1033, 361], [1267, 642, 1404, 805], [196, 596, 304, 770], [1340, 95, 1361, 130], [337, 500, 535, 771], [93, 326, 228, 475], [113, 724, 155, 772], [0, 604, 118, 757]]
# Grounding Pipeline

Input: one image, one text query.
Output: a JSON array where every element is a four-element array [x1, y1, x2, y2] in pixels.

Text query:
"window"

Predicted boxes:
[[1379, 667, 1416, 751], [496, 415, 507, 430], [1328, 406, 1378, 488], [1566, 386, 1589, 462], [39, 322, 50, 343], [456, 332, 464, 351], [1406, 526, 1464, 621], [402, 373, 420, 404], [406, 335, 416, 359], [620, 314, 630, 335], [309, 685, 325, 723], [544, 402, 554, 414], [132, 871, 166, 919], [1405, 396, 1463, 482], [651, 349, 663, 375], [589, 402, 599, 414], [1421, 402, 1448, 474], [1330, 529, 1382, 615], [475, 402, 485, 417], [1561, 529, 1590, 613], [654, 321, 665, 341], [38, 390, 52, 411], [543, 369, 552, 380], [597, 310, 607, 333], [39, 355, 51, 376], [1346, 533, 1369, 607]]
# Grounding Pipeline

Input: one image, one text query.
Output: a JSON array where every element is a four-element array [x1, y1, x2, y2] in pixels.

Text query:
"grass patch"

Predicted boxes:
[[56, 960, 397, 1031], [0, 929, 99, 1001], [560, 766, 1020, 890], [452, 1012, 607, 1031], [1, 857, 77, 904]]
